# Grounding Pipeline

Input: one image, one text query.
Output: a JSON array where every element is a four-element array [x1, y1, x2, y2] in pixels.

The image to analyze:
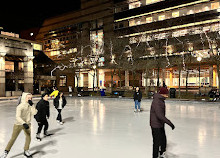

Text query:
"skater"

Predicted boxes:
[[133, 87, 142, 112], [150, 87, 175, 158], [50, 87, 59, 98], [53, 92, 67, 125], [34, 93, 50, 141], [0, 93, 37, 158]]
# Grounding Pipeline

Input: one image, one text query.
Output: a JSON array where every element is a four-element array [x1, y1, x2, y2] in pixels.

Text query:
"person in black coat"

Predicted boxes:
[[34, 93, 50, 141], [53, 92, 67, 125], [133, 87, 142, 112]]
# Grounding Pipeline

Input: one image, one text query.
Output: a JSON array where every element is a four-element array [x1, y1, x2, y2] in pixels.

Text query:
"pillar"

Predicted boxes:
[[213, 65, 217, 87], [24, 56, 34, 94], [209, 65, 213, 87], [0, 53, 6, 97], [125, 70, 129, 87], [169, 70, 173, 87]]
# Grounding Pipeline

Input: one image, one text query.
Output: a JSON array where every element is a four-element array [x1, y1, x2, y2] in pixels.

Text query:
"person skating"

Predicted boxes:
[[53, 92, 67, 125], [50, 87, 59, 99], [133, 87, 142, 112], [150, 87, 175, 158], [0, 93, 37, 158], [34, 93, 50, 141]]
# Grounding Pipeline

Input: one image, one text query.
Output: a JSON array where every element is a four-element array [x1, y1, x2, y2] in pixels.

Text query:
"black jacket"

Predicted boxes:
[[133, 91, 142, 102], [53, 95, 67, 109], [34, 99, 50, 122]]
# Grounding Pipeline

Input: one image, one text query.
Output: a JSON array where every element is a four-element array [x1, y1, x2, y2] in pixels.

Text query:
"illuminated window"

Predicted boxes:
[[5, 61, 14, 72], [18, 62, 24, 71], [211, 2, 219, 10], [187, 10, 194, 15], [129, 19, 136, 26], [146, 17, 153, 23], [158, 15, 165, 21], [172, 11, 179, 18], [146, 0, 162, 5], [59, 75, 67, 87], [129, 1, 141, 9]]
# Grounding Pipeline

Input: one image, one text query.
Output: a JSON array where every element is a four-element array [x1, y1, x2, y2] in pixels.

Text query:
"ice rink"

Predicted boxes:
[[0, 97, 220, 158]]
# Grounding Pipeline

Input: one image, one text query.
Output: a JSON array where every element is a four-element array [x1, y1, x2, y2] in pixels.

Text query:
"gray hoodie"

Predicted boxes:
[[15, 92, 38, 125]]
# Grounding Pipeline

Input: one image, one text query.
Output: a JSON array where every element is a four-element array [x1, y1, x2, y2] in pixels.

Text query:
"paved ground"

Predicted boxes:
[[0, 97, 219, 158]]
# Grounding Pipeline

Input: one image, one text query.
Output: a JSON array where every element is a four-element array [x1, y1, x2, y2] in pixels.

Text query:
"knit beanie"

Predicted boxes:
[[41, 93, 48, 98], [159, 87, 169, 94]]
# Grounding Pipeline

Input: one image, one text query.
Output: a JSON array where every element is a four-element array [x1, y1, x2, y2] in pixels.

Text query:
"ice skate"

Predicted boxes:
[[44, 131, 50, 137], [60, 122, 64, 125], [0, 151, 8, 158], [160, 152, 166, 158], [134, 109, 137, 112], [36, 133, 41, 142], [24, 150, 32, 158], [138, 109, 141, 112]]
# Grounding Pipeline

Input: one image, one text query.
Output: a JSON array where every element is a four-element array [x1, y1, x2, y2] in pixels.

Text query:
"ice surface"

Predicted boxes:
[[0, 97, 220, 158]]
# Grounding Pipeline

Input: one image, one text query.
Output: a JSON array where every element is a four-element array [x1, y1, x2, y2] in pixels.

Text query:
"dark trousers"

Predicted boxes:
[[151, 127, 167, 158], [57, 109, 62, 122], [37, 119, 48, 134]]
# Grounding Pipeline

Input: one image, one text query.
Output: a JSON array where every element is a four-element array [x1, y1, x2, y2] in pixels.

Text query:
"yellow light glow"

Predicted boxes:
[[115, 0, 209, 22]]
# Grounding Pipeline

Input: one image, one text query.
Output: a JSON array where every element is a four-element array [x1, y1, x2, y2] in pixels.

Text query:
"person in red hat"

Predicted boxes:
[[150, 86, 175, 158]]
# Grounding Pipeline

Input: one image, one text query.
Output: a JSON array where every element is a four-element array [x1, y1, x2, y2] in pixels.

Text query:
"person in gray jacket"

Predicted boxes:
[[150, 87, 175, 158]]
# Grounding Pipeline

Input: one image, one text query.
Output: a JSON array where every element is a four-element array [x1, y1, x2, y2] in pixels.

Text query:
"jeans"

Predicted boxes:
[[134, 100, 140, 109], [57, 109, 62, 122], [5, 124, 31, 151], [37, 119, 49, 134], [151, 127, 167, 158]]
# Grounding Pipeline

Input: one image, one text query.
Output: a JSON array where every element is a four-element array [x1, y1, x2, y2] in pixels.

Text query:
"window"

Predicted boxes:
[[146, 17, 153, 23], [18, 62, 24, 71], [5, 61, 14, 72], [211, 2, 219, 10], [172, 11, 179, 18], [59, 75, 67, 87], [129, 1, 141, 9], [129, 19, 136, 26], [158, 15, 165, 21]]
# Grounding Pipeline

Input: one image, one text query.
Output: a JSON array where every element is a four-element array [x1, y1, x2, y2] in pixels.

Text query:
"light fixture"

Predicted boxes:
[[197, 56, 202, 62]]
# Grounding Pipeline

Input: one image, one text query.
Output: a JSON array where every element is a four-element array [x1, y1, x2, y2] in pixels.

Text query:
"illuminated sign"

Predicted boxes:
[[0, 31, 19, 38]]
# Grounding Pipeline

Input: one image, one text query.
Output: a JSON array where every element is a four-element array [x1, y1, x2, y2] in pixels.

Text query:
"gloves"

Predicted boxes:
[[170, 124, 175, 130], [28, 100, 33, 106], [23, 123, 29, 129]]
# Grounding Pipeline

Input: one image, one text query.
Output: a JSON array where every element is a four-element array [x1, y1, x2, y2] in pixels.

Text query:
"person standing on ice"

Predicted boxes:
[[133, 87, 142, 112], [150, 87, 175, 158], [34, 93, 50, 141], [53, 92, 67, 125], [0, 93, 37, 158]]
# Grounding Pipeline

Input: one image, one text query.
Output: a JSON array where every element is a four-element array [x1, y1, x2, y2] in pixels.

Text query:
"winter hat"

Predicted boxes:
[[41, 93, 48, 98], [159, 87, 169, 94]]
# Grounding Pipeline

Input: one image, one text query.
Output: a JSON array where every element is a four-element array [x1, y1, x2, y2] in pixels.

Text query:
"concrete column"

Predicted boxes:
[[125, 70, 129, 87], [169, 70, 173, 87], [24, 56, 34, 94], [209, 65, 213, 87], [0, 54, 6, 97]]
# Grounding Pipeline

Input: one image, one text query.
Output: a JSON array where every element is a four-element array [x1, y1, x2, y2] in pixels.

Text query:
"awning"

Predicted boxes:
[[5, 56, 24, 62]]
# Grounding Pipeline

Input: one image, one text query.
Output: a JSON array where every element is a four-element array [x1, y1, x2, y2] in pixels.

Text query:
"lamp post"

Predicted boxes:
[[197, 56, 202, 95]]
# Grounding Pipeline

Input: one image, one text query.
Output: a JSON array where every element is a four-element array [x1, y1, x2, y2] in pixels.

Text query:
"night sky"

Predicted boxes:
[[0, 1, 81, 34]]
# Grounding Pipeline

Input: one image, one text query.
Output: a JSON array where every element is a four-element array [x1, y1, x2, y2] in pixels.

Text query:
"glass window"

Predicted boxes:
[[146, 17, 153, 23], [59, 75, 67, 87], [129, 19, 136, 26], [18, 62, 24, 71], [172, 11, 179, 18], [158, 14, 165, 21], [211, 2, 219, 10], [5, 61, 14, 72], [129, 1, 141, 9]]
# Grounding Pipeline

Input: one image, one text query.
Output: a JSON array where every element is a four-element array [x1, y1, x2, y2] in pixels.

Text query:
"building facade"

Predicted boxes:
[[35, 0, 220, 93]]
